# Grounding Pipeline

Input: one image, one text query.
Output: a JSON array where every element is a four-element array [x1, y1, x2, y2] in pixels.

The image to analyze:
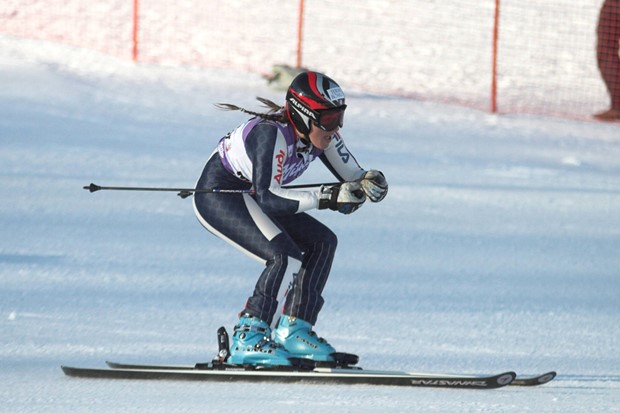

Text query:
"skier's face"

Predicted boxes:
[[308, 122, 338, 150]]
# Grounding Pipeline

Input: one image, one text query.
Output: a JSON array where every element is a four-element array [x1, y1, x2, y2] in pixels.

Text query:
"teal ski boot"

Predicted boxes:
[[228, 314, 293, 367], [273, 315, 337, 362]]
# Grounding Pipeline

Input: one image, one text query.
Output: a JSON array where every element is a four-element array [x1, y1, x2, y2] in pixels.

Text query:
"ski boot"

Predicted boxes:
[[274, 315, 359, 366], [272, 315, 348, 364], [228, 314, 293, 367]]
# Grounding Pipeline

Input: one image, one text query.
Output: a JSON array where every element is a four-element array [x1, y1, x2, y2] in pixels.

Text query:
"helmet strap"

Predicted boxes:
[[291, 121, 311, 145]]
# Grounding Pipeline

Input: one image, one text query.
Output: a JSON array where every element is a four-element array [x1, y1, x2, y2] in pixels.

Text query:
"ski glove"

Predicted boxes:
[[318, 182, 366, 214], [360, 170, 388, 202]]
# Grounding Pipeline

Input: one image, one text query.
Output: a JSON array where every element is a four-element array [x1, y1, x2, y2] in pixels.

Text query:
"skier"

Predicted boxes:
[[192, 71, 388, 366]]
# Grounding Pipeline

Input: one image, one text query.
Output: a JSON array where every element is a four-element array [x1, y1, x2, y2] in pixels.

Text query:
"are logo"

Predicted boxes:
[[273, 149, 286, 184], [288, 97, 317, 120], [335, 139, 350, 163]]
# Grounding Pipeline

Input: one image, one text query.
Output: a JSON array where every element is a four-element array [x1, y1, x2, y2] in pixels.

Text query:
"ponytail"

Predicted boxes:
[[215, 97, 288, 123]]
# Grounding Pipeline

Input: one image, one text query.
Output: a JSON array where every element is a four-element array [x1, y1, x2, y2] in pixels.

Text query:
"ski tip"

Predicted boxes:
[[535, 371, 557, 384], [495, 371, 517, 387], [512, 370, 557, 386], [542, 371, 557, 382]]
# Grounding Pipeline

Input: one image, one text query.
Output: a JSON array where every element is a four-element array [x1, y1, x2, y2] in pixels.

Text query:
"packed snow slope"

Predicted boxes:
[[1, 36, 619, 412]]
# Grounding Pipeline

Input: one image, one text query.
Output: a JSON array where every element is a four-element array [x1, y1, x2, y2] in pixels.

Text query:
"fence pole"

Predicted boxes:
[[132, 0, 139, 62], [490, 0, 500, 113], [296, 0, 305, 68]]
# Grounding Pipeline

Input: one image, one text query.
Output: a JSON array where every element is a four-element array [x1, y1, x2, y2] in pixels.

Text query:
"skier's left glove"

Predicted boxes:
[[360, 170, 388, 202]]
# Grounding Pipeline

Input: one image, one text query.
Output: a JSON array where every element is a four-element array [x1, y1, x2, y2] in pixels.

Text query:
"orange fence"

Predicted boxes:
[[1, 0, 616, 120]]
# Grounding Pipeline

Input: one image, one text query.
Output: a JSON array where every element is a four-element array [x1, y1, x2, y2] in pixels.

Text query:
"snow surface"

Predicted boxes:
[[1, 35, 620, 412]]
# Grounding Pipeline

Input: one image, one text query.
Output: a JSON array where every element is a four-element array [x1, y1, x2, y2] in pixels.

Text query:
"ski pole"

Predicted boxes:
[[83, 182, 341, 199]]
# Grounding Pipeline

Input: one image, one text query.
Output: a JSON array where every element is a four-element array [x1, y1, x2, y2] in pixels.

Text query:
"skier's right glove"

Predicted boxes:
[[318, 182, 366, 214]]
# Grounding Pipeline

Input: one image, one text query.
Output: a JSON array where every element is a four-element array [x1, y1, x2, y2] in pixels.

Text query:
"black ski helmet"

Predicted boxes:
[[285, 71, 347, 135]]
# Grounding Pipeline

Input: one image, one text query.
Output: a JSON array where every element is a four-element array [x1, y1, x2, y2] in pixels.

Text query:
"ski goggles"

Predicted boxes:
[[314, 105, 347, 131]]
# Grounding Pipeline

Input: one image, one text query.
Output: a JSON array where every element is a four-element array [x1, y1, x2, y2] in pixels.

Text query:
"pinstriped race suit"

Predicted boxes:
[[193, 116, 365, 326]]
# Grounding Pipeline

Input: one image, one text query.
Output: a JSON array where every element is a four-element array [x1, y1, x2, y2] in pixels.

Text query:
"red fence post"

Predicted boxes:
[[132, 0, 139, 62], [490, 0, 500, 113], [296, 0, 305, 68]]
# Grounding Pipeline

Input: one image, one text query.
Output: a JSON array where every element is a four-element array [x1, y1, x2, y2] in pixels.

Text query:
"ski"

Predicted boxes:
[[61, 329, 553, 389], [103, 361, 555, 387], [61, 362, 516, 389], [510, 371, 557, 386]]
